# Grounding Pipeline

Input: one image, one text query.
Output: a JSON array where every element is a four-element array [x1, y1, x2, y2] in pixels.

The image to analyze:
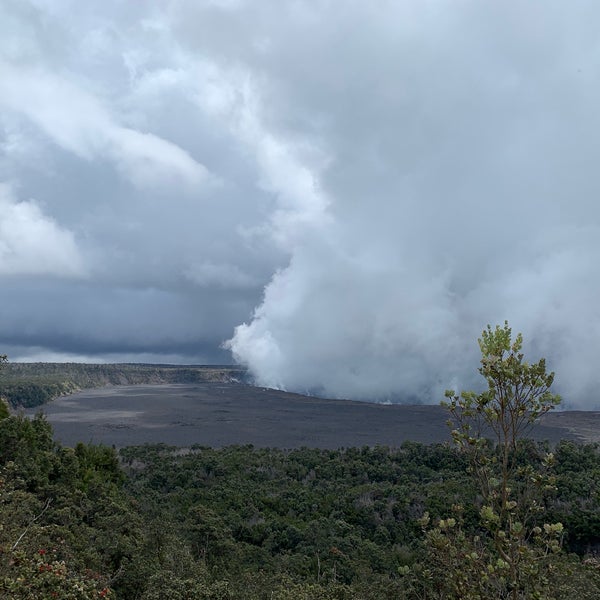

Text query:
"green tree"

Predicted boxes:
[[445, 322, 561, 530], [421, 322, 566, 599]]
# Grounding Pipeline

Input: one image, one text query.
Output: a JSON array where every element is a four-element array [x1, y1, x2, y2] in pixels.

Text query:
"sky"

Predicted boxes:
[[1, 0, 600, 408]]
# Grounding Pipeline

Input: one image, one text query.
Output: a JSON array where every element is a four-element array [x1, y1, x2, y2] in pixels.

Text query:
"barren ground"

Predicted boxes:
[[24, 383, 600, 449]]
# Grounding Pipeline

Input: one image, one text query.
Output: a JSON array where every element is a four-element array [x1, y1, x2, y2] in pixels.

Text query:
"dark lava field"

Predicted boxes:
[[25, 383, 600, 448]]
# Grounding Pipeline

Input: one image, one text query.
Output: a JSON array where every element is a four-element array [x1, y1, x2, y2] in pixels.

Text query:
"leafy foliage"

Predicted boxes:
[[0, 346, 598, 598], [0, 416, 123, 598], [421, 322, 591, 599]]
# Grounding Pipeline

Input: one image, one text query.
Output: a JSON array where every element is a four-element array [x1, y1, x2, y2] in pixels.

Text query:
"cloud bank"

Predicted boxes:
[[1, 1, 600, 407]]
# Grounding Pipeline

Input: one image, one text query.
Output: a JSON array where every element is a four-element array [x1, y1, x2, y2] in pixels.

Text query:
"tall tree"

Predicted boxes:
[[421, 322, 564, 599]]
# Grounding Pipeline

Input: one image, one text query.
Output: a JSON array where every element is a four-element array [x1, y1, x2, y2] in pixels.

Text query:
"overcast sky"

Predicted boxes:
[[1, 0, 600, 408]]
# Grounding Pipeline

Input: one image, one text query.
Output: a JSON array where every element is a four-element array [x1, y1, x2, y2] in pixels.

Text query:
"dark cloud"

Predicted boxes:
[[1, 1, 599, 407]]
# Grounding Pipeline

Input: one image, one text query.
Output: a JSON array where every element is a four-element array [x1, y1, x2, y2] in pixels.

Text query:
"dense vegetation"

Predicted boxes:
[[0, 363, 245, 408], [0, 410, 598, 599], [1, 326, 599, 598], [121, 440, 600, 598]]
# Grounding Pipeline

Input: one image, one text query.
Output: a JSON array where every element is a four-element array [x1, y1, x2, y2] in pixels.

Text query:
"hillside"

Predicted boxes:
[[1, 410, 599, 599], [3, 342, 600, 598], [0, 363, 245, 408]]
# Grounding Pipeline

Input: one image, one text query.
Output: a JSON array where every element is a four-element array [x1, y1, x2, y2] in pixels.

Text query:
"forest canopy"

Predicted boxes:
[[0, 327, 599, 598]]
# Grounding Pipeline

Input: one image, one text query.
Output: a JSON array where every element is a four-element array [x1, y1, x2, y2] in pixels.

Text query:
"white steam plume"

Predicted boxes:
[[228, 1, 600, 409]]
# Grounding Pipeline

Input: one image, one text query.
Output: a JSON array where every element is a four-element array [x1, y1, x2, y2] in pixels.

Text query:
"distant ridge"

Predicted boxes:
[[0, 362, 247, 408]]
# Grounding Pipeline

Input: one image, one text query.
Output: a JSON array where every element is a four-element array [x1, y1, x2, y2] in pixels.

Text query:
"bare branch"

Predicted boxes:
[[11, 497, 53, 551]]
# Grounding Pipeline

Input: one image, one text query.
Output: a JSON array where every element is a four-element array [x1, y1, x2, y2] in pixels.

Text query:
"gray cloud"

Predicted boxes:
[[0, 183, 84, 276], [1, 1, 599, 407]]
